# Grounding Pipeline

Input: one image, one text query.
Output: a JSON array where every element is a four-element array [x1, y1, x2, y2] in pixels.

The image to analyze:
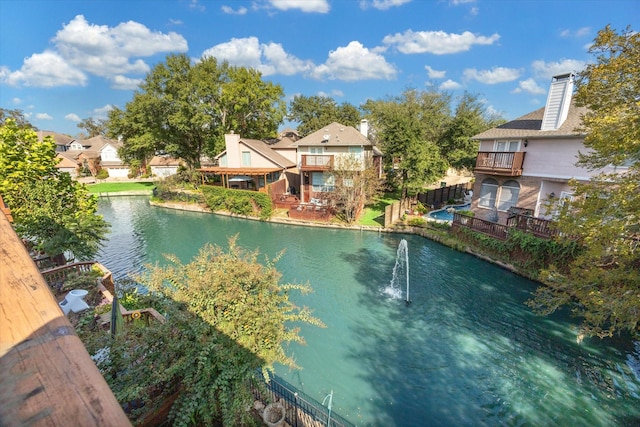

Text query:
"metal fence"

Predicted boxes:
[[252, 374, 355, 427]]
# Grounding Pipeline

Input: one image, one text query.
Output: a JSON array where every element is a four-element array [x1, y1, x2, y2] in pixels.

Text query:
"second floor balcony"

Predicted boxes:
[[301, 154, 334, 171], [474, 151, 525, 176]]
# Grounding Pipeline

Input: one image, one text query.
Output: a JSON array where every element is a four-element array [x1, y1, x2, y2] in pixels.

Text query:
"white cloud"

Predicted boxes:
[[560, 27, 591, 38], [53, 15, 188, 78], [12, 97, 22, 105], [203, 37, 313, 76], [383, 30, 499, 55], [463, 67, 521, 84], [110, 75, 142, 90], [221, 5, 248, 15], [311, 41, 397, 81], [0, 50, 87, 87], [269, 0, 330, 13], [425, 65, 446, 79], [36, 113, 53, 120], [531, 59, 586, 80], [317, 89, 344, 98], [451, 0, 476, 4], [439, 79, 462, 90], [65, 113, 81, 122], [189, 0, 205, 12], [169, 19, 183, 25], [511, 78, 546, 95], [359, 0, 412, 10], [93, 104, 114, 119]]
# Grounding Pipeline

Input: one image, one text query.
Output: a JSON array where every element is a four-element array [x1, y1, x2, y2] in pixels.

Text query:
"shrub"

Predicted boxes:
[[407, 217, 427, 227], [201, 186, 273, 220], [96, 169, 109, 180]]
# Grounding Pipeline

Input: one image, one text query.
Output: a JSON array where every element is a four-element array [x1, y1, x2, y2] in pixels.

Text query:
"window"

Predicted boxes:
[[494, 140, 520, 152], [311, 172, 334, 192], [242, 151, 251, 166], [343, 178, 354, 188], [497, 180, 520, 211], [479, 178, 498, 208], [309, 147, 324, 154]]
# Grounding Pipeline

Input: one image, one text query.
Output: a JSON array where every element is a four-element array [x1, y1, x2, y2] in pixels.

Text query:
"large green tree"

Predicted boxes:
[[288, 95, 361, 137], [329, 155, 383, 223], [529, 25, 640, 339], [0, 108, 36, 130], [363, 89, 450, 199], [0, 119, 108, 260], [439, 92, 505, 171], [76, 116, 108, 138], [109, 54, 286, 169]]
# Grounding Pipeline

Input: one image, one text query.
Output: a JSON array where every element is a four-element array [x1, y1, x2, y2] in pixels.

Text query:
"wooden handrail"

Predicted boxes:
[[0, 210, 131, 426]]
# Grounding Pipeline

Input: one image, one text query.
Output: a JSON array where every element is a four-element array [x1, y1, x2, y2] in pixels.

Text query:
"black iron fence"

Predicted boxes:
[[252, 374, 355, 427]]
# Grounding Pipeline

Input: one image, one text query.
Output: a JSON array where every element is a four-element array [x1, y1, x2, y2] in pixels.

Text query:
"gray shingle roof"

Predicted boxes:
[[239, 139, 296, 168], [292, 122, 371, 146], [473, 100, 587, 140]]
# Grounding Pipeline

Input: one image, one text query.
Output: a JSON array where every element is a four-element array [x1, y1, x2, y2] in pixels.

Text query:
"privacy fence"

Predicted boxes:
[[417, 182, 473, 208]]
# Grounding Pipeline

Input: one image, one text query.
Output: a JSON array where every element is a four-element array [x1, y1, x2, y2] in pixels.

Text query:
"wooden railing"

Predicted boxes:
[[474, 151, 525, 176], [452, 213, 510, 240], [288, 203, 332, 221], [41, 261, 115, 294], [453, 212, 557, 240], [300, 154, 334, 170]]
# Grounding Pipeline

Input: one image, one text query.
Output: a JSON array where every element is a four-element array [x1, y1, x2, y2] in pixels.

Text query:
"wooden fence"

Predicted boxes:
[[452, 211, 557, 240], [418, 183, 473, 207]]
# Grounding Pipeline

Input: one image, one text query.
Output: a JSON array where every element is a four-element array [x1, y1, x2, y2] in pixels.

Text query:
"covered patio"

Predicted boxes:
[[197, 167, 284, 192]]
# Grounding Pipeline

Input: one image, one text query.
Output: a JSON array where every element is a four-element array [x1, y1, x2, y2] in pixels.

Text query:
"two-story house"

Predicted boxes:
[[470, 73, 620, 223], [52, 135, 127, 178], [291, 121, 378, 204]]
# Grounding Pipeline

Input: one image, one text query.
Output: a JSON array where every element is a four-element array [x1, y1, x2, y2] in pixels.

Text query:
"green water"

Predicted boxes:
[[97, 197, 640, 426]]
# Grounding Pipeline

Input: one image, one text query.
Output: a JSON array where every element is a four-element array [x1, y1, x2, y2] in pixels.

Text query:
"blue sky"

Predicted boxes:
[[0, 0, 637, 137]]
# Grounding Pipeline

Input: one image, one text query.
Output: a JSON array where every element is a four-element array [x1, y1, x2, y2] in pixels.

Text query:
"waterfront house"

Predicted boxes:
[[291, 120, 379, 204], [470, 73, 625, 224], [198, 133, 297, 191], [51, 134, 129, 179]]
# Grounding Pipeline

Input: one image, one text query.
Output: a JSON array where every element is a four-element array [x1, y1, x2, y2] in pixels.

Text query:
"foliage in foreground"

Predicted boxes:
[[527, 25, 640, 339], [0, 119, 109, 260], [82, 239, 324, 426]]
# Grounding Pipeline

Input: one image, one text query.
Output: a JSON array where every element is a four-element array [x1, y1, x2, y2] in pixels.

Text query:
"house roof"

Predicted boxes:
[[55, 152, 77, 168], [240, 138, 296, 168], [293, 122, 372, 147], [36, 131, 75, 148], [148, 155, 182, 167], [473, 100, 587, 140], [82, 135, 123, 152]]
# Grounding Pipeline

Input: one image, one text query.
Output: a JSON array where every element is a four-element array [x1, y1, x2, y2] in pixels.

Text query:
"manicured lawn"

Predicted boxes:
[[86, 182, 156, 194], [358, 191, 400, 227]]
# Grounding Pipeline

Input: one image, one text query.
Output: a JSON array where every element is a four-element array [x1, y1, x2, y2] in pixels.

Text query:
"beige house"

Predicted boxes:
[[199, 133, 297, 191], [291, 121, 378, 204], [51, 135, 127, 178], [471, 73, 623, 223]]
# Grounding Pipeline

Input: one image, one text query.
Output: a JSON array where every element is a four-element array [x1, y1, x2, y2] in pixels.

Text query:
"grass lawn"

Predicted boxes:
[[86, 182, 156, 194], [358, 191, 400, 227]]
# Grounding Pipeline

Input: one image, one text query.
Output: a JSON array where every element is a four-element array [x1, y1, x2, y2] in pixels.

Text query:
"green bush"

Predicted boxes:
[[96, 169, 109, 180], [407, 217, 427, 227], [201, 186, 273, 220]]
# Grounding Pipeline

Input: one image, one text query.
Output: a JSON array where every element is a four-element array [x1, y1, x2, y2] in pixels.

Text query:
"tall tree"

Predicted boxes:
[[0, 108, 36, 130], [439, 92, 505, 171], [109, 54, 286, 169], [76, 117, 108, 138], [363, 89, 450, 199], [529, 25, 640, 339], [0, 119, 109, 260], [288, 95, 361, 136], [329, 155, 383, 223]]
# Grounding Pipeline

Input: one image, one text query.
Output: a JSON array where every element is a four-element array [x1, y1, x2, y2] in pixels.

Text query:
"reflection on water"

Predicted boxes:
[[98, 197, 640, 427]]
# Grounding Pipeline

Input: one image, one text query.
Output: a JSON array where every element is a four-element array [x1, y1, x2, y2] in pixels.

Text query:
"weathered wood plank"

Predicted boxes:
[[0, 210, 131, 426]]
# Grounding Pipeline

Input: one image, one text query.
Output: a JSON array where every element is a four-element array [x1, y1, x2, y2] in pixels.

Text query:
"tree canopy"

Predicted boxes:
[[0, 108, 36, 130], [529, 25, 640, 339], [0, 119, 109, 260], [77, 117, 108, 138], [288, 95, 361, 137], [108, 54, 286, 169], [329, 155, 383, 223], [363, 89, 450, 198]]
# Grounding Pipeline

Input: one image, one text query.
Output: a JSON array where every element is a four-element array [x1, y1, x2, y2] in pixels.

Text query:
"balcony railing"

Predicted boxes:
[[301, 154, 334, 170], [474, 151, 525, 176]]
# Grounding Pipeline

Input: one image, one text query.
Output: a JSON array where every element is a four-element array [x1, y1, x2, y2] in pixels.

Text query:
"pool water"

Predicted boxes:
[[97, 197, 640, 427], [427, 203, 471, 221]]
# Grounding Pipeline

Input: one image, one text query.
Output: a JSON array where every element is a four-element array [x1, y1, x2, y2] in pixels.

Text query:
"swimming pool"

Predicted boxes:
[[426, 203, 471, 222]]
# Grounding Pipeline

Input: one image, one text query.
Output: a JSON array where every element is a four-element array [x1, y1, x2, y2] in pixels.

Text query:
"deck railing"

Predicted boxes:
[[301, 155, 334, 170], [474, 151, 525, 176], [452, 212, 557, 240], [288, 203, 332, 221], [452, 213, 510, 240], [506, 213, 557, 238], [41, 261, 115, 294]]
